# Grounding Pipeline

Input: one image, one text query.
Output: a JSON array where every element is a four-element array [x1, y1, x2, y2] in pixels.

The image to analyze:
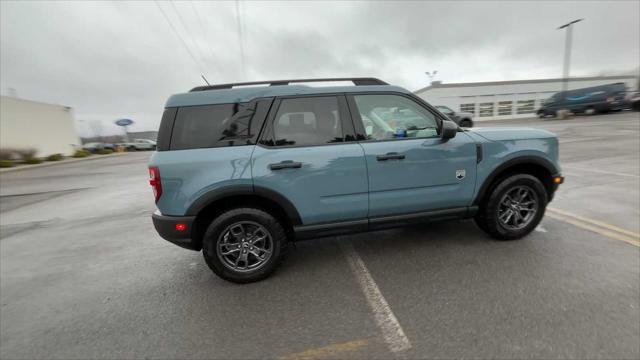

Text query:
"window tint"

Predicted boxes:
[[170, 100, 267, 150], [271, 97, 343, 146], [353, 94, 438, 140]]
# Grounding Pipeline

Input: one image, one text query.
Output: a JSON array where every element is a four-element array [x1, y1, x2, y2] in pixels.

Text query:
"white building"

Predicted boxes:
[[415, 75, 638, 121], [1, 96, 81, 156]]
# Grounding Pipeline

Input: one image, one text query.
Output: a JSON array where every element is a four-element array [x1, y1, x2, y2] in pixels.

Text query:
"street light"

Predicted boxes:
[[425, 70, 438, 84], [558, 18, 584, 91]]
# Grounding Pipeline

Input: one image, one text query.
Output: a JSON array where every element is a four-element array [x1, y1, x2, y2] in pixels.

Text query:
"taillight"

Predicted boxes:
[[148, 167, 162, 203]]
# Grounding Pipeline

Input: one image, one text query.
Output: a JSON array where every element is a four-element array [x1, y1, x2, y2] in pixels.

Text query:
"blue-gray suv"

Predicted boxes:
[[150, 78, 563, 283]]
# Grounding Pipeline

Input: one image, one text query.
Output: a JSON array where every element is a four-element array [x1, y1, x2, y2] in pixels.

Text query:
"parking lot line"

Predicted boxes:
[[561, 166, 640, 178], [546, 208, 640, 247], [548, 207, 640, 238], [338, 239, 412, 353], [277, 339, 369, 360]]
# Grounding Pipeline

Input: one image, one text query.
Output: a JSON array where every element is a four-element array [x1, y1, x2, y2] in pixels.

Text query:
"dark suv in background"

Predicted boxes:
[[434, 105, 474, 128], [538, 82, 627, 117]]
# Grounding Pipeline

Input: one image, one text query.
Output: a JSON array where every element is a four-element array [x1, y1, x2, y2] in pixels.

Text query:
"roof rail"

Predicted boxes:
[[190, 77, 389, 92]]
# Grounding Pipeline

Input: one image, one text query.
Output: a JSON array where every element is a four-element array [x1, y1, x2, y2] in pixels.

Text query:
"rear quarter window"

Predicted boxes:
[[167, 99, 271, 150]]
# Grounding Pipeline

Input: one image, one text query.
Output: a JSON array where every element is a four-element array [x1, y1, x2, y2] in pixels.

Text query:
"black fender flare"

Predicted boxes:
[[473, 156, 559, 206], [185, 184, 302, 225]]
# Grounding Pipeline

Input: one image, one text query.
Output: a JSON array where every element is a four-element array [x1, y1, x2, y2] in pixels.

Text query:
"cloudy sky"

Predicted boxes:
[[1, 0, 639, 135]]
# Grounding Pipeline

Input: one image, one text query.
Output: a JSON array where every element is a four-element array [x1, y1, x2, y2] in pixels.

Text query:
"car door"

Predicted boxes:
[[347, 93, 478, 218], [251, 95, 369, 225]]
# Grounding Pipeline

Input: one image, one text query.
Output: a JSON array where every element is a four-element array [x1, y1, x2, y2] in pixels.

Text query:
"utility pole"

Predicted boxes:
[[558, 19, 584, 91]]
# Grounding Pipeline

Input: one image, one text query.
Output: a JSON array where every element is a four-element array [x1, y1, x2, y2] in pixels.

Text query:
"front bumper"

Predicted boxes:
[[152, 211, 199, 251]]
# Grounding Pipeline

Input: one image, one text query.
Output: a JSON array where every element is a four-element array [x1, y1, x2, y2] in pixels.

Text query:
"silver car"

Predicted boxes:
[[435, 105, 474, 128]]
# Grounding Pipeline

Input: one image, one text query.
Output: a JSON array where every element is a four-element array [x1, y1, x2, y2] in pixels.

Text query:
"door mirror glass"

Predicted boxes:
[[441, 120, 457, 140]]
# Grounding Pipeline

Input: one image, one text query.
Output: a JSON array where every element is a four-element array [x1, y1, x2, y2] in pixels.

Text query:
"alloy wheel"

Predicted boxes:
[[497, 185, 539, 230], [216, 221, 273, 272]]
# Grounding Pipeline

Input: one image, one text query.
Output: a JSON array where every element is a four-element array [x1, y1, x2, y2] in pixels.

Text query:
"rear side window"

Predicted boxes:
[[169, 99, 271, 150], [270, 96, 344, 146]]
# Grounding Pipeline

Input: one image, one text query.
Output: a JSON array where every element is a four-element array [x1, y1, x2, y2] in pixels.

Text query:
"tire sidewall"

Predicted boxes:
[[483, 174, 548, 240], [202, 208, 286, 283]]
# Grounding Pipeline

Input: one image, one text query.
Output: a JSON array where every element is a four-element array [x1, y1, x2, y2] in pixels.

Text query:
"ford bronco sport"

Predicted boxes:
[[150, 78, 563, 283]]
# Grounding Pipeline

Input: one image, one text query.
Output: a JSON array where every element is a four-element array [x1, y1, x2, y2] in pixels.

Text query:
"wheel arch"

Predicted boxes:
[[473, 156, 559, 207], [186, 185, 302, 249]]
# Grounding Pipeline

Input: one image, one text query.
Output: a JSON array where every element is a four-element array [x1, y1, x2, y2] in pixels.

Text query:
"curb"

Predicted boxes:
[[0, 152, 130, 174]]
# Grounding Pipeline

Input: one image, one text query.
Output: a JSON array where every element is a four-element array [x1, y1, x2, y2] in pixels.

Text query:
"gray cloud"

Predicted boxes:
[[1, 0, 638, 135]]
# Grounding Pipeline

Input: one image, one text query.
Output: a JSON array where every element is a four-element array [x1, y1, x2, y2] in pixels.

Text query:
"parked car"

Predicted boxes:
[[121, 139, 157, 151], [624, 91, 640, 111], [434, 105, 474, 127], [82, 142, 115, 153], [537, 82, 627, 117], [149, 77, 563, 283]]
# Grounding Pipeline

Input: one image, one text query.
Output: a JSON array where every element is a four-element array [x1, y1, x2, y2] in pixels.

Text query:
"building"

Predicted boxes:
[[127, 131, 158, 141], [414, 75, 638, 121], [0, 96, 81, 156]]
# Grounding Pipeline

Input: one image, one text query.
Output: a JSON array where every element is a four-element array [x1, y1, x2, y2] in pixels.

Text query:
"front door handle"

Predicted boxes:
[[376, 152, 405, 161], [269, 161, 302, 170]]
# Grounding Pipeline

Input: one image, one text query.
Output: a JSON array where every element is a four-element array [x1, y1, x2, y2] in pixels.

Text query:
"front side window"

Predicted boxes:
[[435, 105, 454, 115], [271, 96, 343, 146], [353, 94, 438, 140]]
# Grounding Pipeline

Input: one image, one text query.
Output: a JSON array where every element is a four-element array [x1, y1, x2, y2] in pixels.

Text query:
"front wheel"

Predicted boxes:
[[202, 207, 288, 283], [460, 119, 473, 128], [475, 174, 548, 240]]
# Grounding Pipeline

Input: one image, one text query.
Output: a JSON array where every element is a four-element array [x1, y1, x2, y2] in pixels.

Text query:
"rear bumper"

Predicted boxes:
[[151, 212, 200, 251]]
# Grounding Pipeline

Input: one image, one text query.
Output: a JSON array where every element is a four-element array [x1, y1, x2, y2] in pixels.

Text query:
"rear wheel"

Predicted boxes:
[[202, 207, 288, 283], [475, 174, 547, 240]]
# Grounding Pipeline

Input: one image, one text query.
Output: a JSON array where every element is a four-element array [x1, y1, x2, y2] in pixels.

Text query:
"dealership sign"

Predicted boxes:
[[115, 119, 134, 127]]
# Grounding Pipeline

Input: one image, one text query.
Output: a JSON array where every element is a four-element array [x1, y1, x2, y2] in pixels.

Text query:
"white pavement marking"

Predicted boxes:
[[562, 166, 640, 178], [338, 239, 412, 353], [535, 225, 548, 233]]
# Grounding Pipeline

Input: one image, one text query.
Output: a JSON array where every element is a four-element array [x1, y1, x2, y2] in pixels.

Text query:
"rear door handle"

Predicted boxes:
[[376, 152, 405, 161], [269, 161, 302, 170]]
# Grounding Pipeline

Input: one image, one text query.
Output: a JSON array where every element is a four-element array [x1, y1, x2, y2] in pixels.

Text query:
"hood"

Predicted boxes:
[[467, 127, 557, 141]]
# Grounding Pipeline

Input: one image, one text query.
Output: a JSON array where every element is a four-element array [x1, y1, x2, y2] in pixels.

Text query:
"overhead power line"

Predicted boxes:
[[168, 0, 211, 75], [190, 1, 217, 65], [154, 0, 209, 80]]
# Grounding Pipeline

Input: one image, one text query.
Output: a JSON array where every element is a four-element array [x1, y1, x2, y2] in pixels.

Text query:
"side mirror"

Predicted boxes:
[[441, 120, 458, 140]]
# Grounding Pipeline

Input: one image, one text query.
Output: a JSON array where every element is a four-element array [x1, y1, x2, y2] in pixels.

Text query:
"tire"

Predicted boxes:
[[474, 174, 547, 240], [584, 107, 596, 115], [460, 119, 473, 128], [202, 207, 288, 283], [127, 146, 136, 152]]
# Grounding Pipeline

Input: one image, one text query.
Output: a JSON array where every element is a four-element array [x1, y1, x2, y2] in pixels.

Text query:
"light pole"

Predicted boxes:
[[425, 70, 438, 84], [558, 18, 584, 91]]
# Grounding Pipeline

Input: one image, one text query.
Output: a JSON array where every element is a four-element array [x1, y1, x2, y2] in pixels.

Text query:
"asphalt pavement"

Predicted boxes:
[[1, 112, 638, 359]]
